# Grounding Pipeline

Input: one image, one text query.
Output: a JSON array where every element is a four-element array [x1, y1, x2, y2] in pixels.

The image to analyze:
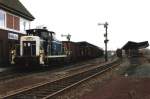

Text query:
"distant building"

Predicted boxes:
[[0, 0, 34, 65], [122, 41, 149, 57]]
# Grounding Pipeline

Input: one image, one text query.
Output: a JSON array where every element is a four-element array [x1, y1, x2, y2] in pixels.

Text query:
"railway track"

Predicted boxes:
[[0, 58, 104, 83], [0, 68, 50, 83], [0, 71, 28, 82], [3, 59, 120, 99]]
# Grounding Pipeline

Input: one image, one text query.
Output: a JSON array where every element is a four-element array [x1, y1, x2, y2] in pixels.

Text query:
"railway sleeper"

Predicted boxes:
[[14, 94, 44, 99], [31, 90, 54, 95], [11, 96, 33, 99]]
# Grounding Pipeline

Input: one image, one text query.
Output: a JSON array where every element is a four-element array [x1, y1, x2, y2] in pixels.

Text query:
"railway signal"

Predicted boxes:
[[61, 34, 72, 55], [61, 34, 71, 41], [98, 22, 109, 62]]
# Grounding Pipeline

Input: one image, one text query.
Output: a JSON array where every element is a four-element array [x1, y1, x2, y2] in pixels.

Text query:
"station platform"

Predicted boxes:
[[80, 77, 150, 99], [0, 67, 13, 72]]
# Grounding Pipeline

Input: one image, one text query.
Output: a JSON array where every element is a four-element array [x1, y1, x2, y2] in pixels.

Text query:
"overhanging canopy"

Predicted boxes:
[[122, 41, 149, 50]]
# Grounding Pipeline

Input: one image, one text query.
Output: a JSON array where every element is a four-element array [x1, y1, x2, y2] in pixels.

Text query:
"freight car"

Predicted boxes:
[[62, 41, 104, 62], [77, 41, 103, 59], [62, 41, 80, 62], [10, 28, 104, 66]]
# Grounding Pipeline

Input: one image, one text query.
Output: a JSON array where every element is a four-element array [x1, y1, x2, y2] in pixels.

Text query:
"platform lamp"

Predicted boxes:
[[98, 22, 109, 62]]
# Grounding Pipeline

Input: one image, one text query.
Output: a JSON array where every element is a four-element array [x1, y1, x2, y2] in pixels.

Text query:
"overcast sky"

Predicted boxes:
[[20, 0, 150, 50]]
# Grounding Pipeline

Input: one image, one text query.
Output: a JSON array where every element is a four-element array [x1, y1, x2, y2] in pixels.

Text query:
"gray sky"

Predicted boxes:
[[20, 0, 150, 50]]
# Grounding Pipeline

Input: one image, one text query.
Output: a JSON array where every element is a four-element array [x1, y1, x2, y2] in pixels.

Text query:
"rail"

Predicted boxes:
[[3, 58, 120, 99]]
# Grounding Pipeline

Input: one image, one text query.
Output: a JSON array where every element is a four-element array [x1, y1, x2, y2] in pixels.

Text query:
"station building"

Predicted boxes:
[[0, 0, 34, 65]]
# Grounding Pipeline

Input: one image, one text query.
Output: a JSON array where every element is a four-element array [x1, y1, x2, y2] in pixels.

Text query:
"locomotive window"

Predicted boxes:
[[41, 32, 49, 39], [24, 43, 26, 47], [52, 34, 57, 40], [28, 43, 31, 47], [23, 41, 36, 56], [31, 44, 36, 56]]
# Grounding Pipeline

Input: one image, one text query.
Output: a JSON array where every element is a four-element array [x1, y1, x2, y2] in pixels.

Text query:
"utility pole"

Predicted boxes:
[[98, 22, 109, 62]]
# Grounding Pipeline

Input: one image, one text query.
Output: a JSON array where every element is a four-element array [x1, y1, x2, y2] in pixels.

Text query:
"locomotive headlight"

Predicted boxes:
[[11, 50, 14, 54]]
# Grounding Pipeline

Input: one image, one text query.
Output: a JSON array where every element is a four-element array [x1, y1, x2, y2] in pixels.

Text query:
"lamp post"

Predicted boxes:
[[98, 22, 109, 62]]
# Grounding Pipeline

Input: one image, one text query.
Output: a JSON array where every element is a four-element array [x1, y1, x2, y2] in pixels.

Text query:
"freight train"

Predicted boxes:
[[10, 28, 104, 67]]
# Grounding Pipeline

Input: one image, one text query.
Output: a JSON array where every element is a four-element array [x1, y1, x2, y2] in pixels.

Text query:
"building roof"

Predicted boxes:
[[122, 41, 149, 50], [26, 29, 55, 35], [0, 0, 34, 21], [77, 41, 103, 50]]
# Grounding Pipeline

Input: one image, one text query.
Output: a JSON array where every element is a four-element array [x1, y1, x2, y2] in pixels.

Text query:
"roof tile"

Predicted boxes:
[[0, 0, 34, 20]]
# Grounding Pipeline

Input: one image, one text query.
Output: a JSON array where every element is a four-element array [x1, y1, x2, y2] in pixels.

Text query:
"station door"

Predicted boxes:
[[0, 40, 3, 64]]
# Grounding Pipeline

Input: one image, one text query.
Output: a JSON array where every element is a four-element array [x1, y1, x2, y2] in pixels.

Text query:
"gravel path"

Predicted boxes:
[[80, 77, 150, 99], [79, 56, 150, 99]]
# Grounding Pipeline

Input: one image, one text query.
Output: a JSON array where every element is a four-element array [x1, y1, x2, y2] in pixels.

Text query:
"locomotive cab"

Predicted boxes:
[[21, 36, 39, 57], [13, 28, 52, 66], [14, 36, 45, 65]]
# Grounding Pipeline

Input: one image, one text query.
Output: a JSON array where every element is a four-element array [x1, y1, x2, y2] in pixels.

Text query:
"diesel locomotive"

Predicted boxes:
[[11, 28, 67, 66]]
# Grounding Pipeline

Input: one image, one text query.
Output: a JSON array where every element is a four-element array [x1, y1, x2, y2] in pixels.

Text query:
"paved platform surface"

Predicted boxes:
[[80, 77, 150, 99], [0, 68, 7, 72], [0, 66, 14, 72]]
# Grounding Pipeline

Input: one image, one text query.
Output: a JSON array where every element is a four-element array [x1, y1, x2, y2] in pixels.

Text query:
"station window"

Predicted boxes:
[[6, 13, 14, 29], [6, 13, 20, 31], [14, 16, 20, 30], [20, 18, 30, 33], [0, 10, 5, 27]]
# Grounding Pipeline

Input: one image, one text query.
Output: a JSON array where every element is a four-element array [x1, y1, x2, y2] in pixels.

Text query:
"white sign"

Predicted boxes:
[[25, 37, 34, 41], [8, 33, 18, 40]]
